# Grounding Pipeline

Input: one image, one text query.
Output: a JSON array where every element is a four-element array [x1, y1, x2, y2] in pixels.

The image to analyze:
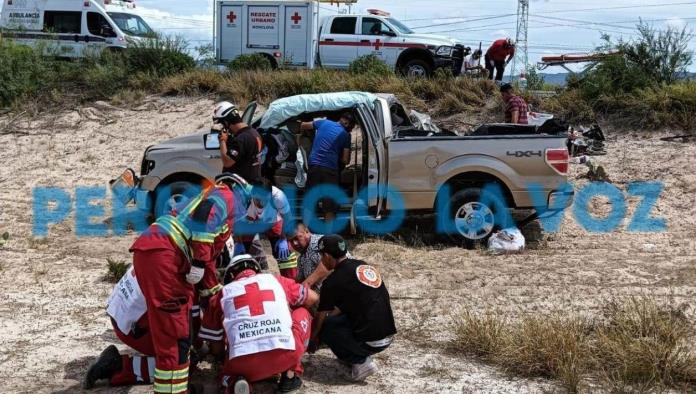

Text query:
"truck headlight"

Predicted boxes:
[[435, 46, 453, 56]]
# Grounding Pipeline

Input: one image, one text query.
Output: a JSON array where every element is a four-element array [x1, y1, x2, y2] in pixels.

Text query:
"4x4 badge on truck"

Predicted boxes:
[[506, 150, 543, 158]]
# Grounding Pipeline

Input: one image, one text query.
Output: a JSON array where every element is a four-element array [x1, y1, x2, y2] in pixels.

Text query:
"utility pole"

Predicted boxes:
[[511, 0, 529, 82]]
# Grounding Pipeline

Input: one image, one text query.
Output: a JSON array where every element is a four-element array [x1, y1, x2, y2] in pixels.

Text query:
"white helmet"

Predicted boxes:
[[223, 254, 261, 284], [213, 101, 241, 124], [506, 38, 516, 47]]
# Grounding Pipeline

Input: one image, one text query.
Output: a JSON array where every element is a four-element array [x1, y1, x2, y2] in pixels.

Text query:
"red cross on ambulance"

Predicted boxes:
[[291, 12, 302, 24], [227, 11, 237, 24]]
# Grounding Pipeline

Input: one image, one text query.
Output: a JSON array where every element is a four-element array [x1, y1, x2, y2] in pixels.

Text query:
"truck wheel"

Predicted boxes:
[[446, 187, 504, 248], [154, 181, 200, 218], [402, 59, 432, 78]]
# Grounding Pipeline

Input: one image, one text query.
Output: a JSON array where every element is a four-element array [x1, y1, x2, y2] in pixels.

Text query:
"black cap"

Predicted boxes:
[[318, 234, 348, 259], [500, 83, 514, 93]]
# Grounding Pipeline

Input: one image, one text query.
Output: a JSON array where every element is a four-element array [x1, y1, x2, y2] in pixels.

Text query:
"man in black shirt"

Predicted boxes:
[[309, 234, 396, 382], [213, 101, 263, 185]]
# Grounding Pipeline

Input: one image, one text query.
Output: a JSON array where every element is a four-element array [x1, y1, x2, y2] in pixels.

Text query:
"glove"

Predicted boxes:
[[233, 242, 246, 256], [275, 239, 290, 261], [186, 260, 205, 284]]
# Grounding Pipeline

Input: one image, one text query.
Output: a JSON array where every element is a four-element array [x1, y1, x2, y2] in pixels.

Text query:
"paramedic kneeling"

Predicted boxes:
[[309, 234, 397, 382], [199, 254, 319, 394]]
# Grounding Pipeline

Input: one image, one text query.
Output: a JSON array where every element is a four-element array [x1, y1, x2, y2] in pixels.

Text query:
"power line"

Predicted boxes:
[[410, 14, 516, 29], [403, 2, 696, 22]]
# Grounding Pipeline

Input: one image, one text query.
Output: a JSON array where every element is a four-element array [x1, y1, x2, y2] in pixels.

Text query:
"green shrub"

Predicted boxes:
[[348, 54, 393, 76], [105, 258, 130, 283], [0, 40, 52, 106], [124, 34, 195, 77], [228, 53, 273, 72]]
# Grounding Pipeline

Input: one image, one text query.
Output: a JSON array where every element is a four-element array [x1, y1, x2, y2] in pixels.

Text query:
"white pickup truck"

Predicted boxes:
[[215, 1, 468, 76]]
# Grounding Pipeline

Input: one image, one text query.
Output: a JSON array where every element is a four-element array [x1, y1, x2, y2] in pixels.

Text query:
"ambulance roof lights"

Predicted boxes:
[[367, 9, 390, 17]]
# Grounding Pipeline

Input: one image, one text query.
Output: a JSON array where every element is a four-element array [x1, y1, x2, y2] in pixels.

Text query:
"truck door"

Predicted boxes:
[[247, 5, 280, 51], [319, 16, 358, 68], [219, 4, 243, 62], [357, 17, 399, 67], [284, 6, 309, 66], [356, 103, 387, 216]]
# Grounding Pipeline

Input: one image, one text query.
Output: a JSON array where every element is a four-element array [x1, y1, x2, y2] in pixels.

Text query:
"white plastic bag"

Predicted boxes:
[[488, 228, 525, 253]]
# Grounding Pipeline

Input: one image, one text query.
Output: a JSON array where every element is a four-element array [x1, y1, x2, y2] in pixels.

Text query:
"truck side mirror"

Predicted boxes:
[[204, 133, 220, 150]]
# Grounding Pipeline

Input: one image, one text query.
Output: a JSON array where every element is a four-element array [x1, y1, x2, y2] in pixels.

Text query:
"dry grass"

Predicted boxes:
[[594, 298, 696, 391], [451, 297, 696, 393], [105, 258, 130, 283]]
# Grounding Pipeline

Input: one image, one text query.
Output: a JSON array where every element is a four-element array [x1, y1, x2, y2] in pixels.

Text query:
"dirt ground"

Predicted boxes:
[[0, 96, 694, 394]]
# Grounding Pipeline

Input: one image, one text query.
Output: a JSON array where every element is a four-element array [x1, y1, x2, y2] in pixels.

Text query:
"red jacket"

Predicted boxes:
[[486, 39, 515, 62], [130, 184, 235, 294]]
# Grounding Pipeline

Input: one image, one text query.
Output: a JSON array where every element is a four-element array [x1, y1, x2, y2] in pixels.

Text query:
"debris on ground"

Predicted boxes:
[[488, 228, 525, 253]]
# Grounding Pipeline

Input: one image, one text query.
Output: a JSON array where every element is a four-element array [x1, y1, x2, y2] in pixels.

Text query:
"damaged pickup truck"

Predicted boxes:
[[113, 92, 573, 245]]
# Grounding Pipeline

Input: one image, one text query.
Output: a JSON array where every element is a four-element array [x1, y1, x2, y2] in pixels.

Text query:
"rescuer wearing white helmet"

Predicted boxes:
[[213, 101, 264, 185], [199, 254, 319, 393]]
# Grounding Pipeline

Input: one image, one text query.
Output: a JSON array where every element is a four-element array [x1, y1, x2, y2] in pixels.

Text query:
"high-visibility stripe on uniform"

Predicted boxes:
[[154, 381, 188, 393], [154, 367, 189, 380], [154, 215, 192, 262], [277, 252, 298, 270]]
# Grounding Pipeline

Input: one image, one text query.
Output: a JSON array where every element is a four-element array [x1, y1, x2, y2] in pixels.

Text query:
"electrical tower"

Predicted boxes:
[[511, 0, 529, 82]]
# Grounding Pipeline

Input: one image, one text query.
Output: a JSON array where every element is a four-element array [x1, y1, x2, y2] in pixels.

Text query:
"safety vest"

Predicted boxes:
[[221, 274, 295, 359], [106, 266, 147, 335], [153, 185, 230, 262]]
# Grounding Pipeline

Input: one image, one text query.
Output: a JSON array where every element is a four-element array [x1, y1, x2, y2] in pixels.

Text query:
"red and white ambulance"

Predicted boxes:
[[215, 0, 469, 76]]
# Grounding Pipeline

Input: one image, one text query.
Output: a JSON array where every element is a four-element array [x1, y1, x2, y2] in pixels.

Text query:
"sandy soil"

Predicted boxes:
[[0, 96, 694, 394]]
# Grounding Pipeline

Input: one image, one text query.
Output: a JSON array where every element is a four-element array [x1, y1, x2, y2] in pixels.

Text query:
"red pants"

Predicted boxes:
[[222, 308, 312, 384], [110, 317, 156, 386], [133, 248, 193, 394]]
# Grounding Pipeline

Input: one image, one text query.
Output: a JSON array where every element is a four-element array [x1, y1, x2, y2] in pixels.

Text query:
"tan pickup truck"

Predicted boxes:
[[115, 92, 573, 244]]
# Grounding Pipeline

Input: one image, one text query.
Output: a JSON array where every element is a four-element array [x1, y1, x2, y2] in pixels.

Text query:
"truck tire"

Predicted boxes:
[[153, 181, 200, 218], [445, 187, 506, 249], [402, 59, 432, 78]]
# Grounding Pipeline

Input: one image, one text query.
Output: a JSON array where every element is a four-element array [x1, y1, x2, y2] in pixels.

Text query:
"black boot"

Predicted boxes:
[[277, 372, 302, 393], [83, 345, 122, 389]]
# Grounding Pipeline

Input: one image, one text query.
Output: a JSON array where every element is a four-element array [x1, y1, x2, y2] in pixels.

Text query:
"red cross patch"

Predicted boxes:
[[227, 11, 237, 23], [291, 12, 302, 24], [233, 282, 275, 316]]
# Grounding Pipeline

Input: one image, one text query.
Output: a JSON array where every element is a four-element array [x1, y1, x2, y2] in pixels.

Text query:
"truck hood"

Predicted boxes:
[[399, 33, 461, 47], [146, 131, 207, 155]]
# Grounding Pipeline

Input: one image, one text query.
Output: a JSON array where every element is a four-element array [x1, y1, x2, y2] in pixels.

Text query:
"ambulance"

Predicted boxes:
[[0, 0, 154, 57], [215, 0, 469, 76]]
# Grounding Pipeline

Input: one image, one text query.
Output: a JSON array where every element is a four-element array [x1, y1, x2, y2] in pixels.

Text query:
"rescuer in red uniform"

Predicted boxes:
[[199, 254, 319, 394], [84, 179, 236, 394], [485, 38, 516, 81]]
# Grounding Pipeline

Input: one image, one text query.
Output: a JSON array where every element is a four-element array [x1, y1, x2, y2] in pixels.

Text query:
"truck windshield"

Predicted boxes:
[[387, 18, 414, 34], [107, 12, 154, 37]]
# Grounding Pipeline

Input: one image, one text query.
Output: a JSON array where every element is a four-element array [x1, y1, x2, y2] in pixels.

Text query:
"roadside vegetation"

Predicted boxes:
[[1, 22, 694, 130], [451, 297, 696, 393]]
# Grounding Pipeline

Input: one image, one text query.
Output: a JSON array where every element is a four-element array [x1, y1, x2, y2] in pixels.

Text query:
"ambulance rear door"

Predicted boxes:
[[247, 4, 280, 51], [218, 2, 243, 63], [283, 4, 309, 67]]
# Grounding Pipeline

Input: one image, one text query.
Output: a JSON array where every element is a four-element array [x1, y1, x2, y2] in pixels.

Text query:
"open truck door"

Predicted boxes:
[[356, 103, 387, 217]]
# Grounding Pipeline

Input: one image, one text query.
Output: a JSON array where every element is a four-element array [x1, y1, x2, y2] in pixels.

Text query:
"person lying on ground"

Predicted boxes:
[[199, 254, 319, 394], [308, 234, 397, 382]]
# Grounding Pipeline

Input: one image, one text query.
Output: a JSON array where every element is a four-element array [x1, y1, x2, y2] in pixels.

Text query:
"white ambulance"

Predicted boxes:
[[0, 0, 154, 57], [215, 1, 469, 76]]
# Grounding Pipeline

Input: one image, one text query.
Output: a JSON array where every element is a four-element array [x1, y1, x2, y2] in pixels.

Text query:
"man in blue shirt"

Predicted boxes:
[[299, 112, 355, 221]]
